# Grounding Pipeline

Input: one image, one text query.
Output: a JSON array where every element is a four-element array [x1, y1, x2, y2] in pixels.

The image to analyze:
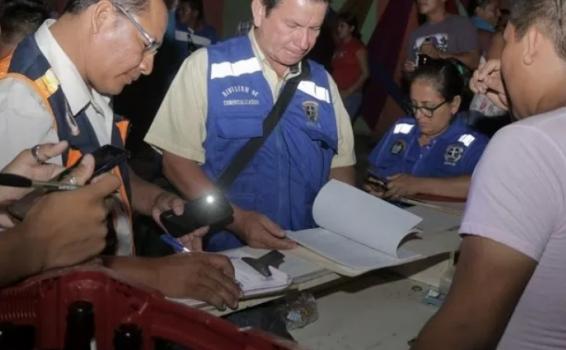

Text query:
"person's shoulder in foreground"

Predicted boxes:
[[412, 0, 566, 347], [459, 108, 566, 349]]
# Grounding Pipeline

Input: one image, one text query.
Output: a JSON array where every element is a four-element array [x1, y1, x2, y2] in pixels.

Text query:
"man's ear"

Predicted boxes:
[[450, 95, 462, 115], [90, 0, 115, 35], [522, 25, 543, 66], [251, 0, 265, 28]]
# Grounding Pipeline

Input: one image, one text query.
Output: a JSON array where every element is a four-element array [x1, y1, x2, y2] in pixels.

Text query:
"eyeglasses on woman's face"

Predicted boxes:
[[409, 100, 448, 118]]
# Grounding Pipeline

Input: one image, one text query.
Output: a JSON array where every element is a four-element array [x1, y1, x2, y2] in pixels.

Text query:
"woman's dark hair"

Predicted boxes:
[[408, 58, 465, 102], [337, 11, 361, 39]]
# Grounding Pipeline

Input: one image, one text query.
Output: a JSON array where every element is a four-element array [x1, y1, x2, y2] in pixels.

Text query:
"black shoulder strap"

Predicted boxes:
[[216, 61, 310, 190]]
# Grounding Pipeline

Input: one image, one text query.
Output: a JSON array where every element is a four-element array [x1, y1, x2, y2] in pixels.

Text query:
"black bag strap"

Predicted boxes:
[[216, 61, 310, 190]]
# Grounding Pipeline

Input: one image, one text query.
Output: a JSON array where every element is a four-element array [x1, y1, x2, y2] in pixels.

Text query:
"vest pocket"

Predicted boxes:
[[212, 116, 264, 176], [216, 116, 263, 139], [302, 127, 338, 153]]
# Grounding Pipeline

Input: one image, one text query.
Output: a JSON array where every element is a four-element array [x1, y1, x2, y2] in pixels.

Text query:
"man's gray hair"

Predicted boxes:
[[262, 0, 330, 16], [510, 0, 566, 59], [64, 0, 150, 14]]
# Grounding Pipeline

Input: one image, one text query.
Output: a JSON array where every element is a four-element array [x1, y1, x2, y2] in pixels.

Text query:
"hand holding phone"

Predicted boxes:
[[89, 144, 129, 179], [7, 145, 129, 221], [55, 144, 129, 182], [365, 173, 388, 193], [160, 192, 234, 238]]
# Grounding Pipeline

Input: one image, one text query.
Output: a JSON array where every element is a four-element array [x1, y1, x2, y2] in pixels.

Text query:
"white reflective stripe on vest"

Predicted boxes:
[[393, 123, 415, 134], [297, 81, 330, 103], [458, 134, 476, 147], [210, 57, 261, 79]]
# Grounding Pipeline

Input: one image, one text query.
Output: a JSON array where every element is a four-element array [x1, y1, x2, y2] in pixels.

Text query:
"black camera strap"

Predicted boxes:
[[216, 61, 310, 190]]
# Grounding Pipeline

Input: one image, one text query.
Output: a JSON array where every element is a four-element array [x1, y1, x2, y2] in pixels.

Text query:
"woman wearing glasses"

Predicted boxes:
[[365, 59, 489, 200]]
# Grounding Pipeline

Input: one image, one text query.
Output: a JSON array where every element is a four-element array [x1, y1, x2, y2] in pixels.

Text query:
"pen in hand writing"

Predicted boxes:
[[0, 173, 81, 191], [160, 232, 191, 253]]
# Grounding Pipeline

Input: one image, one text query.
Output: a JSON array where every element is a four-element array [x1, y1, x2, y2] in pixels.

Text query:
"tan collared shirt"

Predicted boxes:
[[145, 30, 356, 167], [0, 20, 133, 256]]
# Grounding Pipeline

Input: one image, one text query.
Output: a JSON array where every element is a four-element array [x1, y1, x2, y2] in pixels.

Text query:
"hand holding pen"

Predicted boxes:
[[160, 226, 210, 253], [0, 142, 71, 204], [160, 232, 191, 253], [18, 165, 121, 270], [0, 143, 115, 228], [0, 173, 81, 191]]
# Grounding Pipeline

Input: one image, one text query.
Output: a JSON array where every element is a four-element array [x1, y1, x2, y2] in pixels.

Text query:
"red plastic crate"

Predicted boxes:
[[0, 266, 297, 350]]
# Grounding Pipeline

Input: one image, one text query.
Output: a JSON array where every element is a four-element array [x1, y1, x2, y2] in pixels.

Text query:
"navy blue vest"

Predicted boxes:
[[7, 35, 132, 199], [202, 36, 338, 251], [369, 116, 489, 179]]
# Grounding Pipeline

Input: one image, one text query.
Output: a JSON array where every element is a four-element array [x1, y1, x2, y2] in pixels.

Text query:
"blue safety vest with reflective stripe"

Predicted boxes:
[[368, 116, 489, 178], [203, 35, 338, 251]]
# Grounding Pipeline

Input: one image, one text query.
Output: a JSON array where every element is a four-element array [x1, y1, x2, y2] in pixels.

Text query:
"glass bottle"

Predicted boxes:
[[63, 301, 95, 350], [113, 323, 142, 350]]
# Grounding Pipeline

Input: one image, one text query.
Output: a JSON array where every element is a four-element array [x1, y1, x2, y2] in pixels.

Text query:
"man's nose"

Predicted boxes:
[[139, 53, 155, 75], [296, 28, 312, 51]]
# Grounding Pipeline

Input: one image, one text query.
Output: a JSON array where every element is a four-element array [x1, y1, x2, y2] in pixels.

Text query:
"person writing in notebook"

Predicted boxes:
[[365, 59, 488, 200], [413, 0, 566, 348], [0, 0, 240, 309], [0, 143, 240, 309], [145, 0, 356, 252]]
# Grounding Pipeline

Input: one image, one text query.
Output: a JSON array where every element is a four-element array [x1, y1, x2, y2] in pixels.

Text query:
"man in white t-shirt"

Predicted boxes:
[[413, 1, 566, 349]]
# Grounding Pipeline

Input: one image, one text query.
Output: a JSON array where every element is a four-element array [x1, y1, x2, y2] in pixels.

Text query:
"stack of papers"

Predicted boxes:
[[170, 254, 292, 308], [230, 258, 292, 297]]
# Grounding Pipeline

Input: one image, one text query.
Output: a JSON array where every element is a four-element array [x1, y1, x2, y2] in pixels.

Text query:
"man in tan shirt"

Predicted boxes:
[[145, 0, 356, 251]]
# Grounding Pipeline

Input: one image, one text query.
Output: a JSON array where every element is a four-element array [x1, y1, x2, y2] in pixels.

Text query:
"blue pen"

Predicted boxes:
[[160, 233, 191, 253]]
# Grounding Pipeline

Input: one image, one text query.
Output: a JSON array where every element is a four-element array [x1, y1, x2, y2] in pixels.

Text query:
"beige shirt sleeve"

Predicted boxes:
[[0, 77, 60, 168], [144, 48, 209, 164], [328, 73, 356, 168], [145, 49, 356, 168]]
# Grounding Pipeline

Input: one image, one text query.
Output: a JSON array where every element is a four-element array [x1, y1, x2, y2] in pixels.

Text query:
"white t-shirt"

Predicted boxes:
[[460, 107, 566, 349]]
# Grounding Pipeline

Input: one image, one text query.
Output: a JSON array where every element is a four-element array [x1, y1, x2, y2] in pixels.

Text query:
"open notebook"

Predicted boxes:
[[287, 180, 456, 274]]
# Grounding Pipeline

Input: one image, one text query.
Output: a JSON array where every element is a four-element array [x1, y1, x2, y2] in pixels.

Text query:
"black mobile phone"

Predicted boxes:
[[90, 145, 130, 178], [160, 192, 234, 237], [50, 144, 130, 183], [366, 172, 388, 192], [6, 145, 129, 221]]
